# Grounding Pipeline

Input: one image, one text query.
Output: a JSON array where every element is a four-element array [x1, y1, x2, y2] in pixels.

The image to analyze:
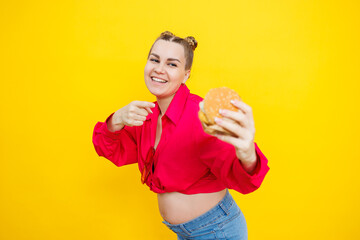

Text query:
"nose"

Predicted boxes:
[[154, 63, 165, 74]]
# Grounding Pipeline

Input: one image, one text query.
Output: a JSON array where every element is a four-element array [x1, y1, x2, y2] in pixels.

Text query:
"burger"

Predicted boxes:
[[198, 87, 241, 136]]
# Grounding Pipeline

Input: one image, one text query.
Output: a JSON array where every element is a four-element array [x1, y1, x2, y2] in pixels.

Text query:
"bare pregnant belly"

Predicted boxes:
[[157, 189, 227, 225]]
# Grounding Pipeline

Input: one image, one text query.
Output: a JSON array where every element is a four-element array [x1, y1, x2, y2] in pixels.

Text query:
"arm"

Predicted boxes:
[[198, 132, 269, 194], [198, 99, 269, 194], [92, 101, 155, 167], [92, 113, 138, 167]]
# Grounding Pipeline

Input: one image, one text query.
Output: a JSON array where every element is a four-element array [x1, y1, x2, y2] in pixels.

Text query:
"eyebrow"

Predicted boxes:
[[150, 53, 181, 63]]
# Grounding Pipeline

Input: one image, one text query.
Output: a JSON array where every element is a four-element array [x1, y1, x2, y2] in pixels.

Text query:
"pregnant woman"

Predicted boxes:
[[92, 31, 270, 239]]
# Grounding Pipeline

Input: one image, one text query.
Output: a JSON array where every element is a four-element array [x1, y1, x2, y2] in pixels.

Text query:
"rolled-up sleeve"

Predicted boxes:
[[92, 113, 138, 167], [198, 133, 270, 194]]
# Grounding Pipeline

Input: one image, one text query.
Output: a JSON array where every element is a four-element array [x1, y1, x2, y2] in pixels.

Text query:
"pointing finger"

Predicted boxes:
[[134, 101, 156, 109], [145, 107, 153, 114]]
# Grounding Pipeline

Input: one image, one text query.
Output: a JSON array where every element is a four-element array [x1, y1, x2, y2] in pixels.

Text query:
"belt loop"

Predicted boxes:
[[180, 224, 191, 235], [219, 202, 230, 215], [219, 189, 231, 215]]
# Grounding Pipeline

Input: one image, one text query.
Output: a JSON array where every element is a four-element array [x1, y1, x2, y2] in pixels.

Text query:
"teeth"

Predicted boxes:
[[152, 77, 167, 83]]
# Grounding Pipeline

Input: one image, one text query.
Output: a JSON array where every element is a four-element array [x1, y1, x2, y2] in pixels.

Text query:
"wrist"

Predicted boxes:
[[241, 152, 257, 165], [106, 114, 124, 132], [238, 148, 258, 174]]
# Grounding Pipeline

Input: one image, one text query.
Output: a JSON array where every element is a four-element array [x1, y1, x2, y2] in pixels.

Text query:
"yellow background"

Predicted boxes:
[[1, 0, 359, 239]]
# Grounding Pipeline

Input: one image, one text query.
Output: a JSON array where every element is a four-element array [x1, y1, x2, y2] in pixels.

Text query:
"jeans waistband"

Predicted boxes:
[[162, 189, 234, 233]]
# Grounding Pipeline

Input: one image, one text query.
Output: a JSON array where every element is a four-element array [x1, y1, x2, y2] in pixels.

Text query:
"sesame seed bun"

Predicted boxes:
[[198, 87, 241, 136]]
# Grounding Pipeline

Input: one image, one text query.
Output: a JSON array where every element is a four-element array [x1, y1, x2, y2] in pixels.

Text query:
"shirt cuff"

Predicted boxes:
[[235, 142, 269, 179], [100, 113, 123, 139]]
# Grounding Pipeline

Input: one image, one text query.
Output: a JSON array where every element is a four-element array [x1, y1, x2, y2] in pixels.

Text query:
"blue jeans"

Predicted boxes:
[[162, 189, 248, 240]]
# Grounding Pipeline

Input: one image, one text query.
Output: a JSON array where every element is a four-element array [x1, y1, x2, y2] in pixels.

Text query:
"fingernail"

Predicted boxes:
[[230, 100, 235, 104], [214, 117, 222, 123], [219, 109, 226, 115]]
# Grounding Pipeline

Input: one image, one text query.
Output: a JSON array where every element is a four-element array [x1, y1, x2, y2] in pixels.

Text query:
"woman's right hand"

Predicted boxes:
[[107, 101, 155, 132]]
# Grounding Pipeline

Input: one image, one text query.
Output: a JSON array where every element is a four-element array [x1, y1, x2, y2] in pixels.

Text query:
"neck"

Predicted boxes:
[[157, 94, 175, 115]]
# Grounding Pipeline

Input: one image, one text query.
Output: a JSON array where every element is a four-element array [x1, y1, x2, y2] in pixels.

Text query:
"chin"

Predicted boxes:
[[146, 86, 164, 98]]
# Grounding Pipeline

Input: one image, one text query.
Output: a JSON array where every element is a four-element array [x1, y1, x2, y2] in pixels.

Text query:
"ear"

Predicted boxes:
[[182, 70, 191, 84]]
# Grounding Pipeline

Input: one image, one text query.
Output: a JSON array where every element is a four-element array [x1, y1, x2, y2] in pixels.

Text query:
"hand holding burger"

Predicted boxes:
[[198, 87, 258, 174]]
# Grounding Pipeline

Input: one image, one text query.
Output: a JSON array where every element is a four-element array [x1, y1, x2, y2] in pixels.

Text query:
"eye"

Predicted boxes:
[[168, 63, 177, 67], [150, 58, 159, 63]]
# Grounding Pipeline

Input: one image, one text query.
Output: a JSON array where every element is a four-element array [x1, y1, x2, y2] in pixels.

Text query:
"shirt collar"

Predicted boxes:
[[165, 83, 189, 125], [146, 83, 190, 125]]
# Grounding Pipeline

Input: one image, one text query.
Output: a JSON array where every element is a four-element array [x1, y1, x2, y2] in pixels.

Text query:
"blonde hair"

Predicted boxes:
[[148, 31, 198, 70]]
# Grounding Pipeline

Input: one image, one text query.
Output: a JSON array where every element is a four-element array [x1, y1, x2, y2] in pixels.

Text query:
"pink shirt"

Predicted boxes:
[[92, 84, 269, 194]]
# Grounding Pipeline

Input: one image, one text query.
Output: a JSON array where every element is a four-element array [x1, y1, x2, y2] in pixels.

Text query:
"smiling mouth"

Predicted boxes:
[[151, 77, 168, 83]]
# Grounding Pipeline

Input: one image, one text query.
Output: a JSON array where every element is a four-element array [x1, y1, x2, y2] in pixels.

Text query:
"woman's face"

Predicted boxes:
[[144, 39, 190, 100]]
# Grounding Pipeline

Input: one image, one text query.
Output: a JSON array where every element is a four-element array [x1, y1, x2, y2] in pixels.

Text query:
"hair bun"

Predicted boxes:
[[185, 36, 198, 51], [160, 31, 175, 37]]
